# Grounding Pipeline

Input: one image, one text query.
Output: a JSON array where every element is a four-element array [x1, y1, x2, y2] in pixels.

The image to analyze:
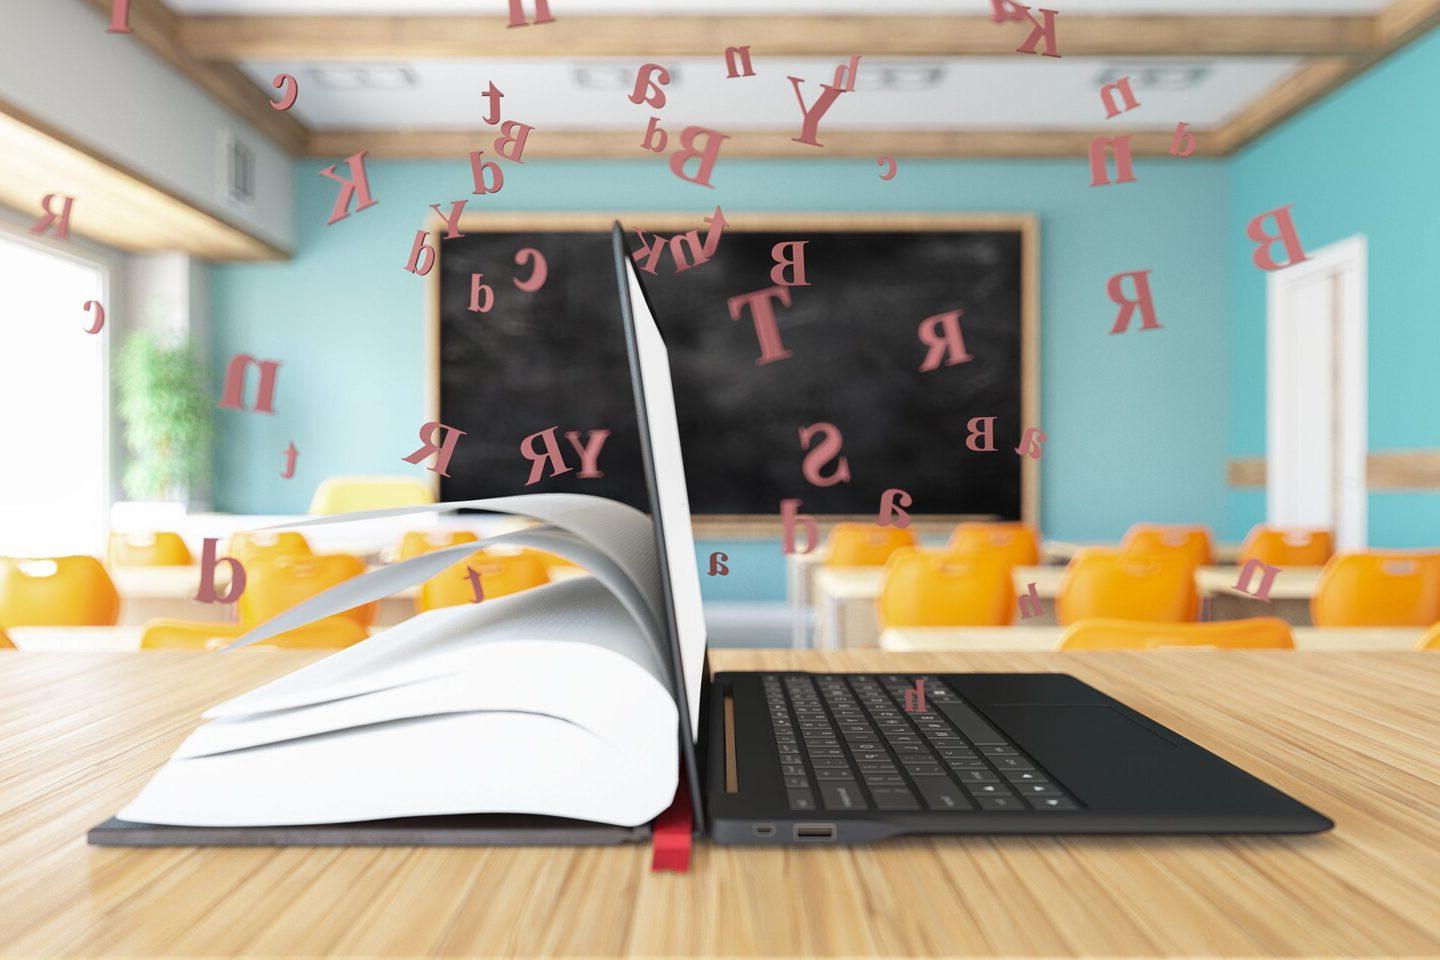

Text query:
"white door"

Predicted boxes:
[[1266, 235, 1367, 549], [0, 233, 110, 557]]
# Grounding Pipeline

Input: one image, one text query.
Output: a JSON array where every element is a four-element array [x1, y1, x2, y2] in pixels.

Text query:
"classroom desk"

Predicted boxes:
[[2, 649, 1438, 958], [1042, 539, 1243, 564], [881, 625, 1423, 653], [815, 566, 1323, 649]]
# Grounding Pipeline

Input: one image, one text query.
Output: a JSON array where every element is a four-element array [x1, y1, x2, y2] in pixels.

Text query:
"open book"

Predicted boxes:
[[115, 494, 685, 830]]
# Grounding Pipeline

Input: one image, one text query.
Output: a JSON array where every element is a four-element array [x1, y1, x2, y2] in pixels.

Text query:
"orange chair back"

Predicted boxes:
[[877, 549, 1015, 628], [398, 529, 479, 562], [1060, 617, 1294, 651], [1121, 524, 1214, 568], [1417, 622, 1440, 651], [108, 531, 192, 566], [140, 618, 367, 650], [0, 556, 120, 627], [1057, 549, 1198, 625], [826, 523, 918, 568], [0, 627, 13, 650], [418, 549, 551, 613], [1238, 526, 1333, 567], [228, 531, 313, 567], [238, 553, 375, 628], [1311, 552, 1440, 627], [947, 522, 1040, 567]]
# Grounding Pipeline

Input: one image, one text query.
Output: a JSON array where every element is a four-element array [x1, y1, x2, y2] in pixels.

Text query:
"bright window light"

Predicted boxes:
[[0, 234, 109, 557]]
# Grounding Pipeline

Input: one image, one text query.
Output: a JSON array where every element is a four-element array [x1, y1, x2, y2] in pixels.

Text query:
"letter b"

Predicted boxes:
[[195, 538, 246, 604], [1247, 205, 1309, 272], [770, 241, 809, 286]]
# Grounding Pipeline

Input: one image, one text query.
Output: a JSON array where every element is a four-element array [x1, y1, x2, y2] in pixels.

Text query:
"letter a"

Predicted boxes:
[[878, 488, 913, 529], [917, 310, 973, 372], [707, 551, 730, 576], [195, 538, 245, 604], [317, 151, 378, 225], [30, 194, 75, 240], [507, 0, 554, 27], [520, 426, 573, 485], [1247, 205, 1309, 272], [218, 354, 281, 413], [798, 422, 851, 488], [1107, 270, 1160, 334], [1234, 558, 1281, 601], [402, 420, 468, 477], [727, 287, 794, 365], [629, 63, 671, 109], [1014, 427, 1047, 460]]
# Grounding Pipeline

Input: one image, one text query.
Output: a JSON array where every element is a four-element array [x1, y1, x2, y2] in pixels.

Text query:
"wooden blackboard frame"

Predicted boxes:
[[425, 212, 1039, 533]]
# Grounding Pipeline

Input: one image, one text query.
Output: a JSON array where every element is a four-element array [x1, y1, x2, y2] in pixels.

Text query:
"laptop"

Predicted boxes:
[[610, 222, 1333, 843]]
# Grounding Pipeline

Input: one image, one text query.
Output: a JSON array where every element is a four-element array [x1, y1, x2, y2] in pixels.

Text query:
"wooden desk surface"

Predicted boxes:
[[881, 625, 1425, 652], [3, 650, 1439, 958]]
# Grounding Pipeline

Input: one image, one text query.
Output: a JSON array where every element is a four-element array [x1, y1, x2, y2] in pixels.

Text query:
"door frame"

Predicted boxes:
[[1265, 234, 1367, 549]]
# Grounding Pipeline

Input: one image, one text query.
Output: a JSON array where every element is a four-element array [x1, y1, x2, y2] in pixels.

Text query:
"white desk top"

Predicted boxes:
[[881, 625, 1422, 653]]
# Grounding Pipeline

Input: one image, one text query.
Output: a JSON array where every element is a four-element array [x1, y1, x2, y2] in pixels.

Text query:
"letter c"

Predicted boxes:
[[877, 155, 897, 181], [271, 73, 299, 111]]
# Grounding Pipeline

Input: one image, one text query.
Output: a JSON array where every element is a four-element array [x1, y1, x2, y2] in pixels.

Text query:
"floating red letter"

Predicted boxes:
[[30, 194, 75, 240], [318, 152, 378, 225], [799, 422, 851, 488], [1107, 270, 1160, 334], [727, 287, 795, 365], [82, 300, 105, 334], [917, 310, 973, 372], [514, 248, 547, 291], [271, 73, 299, 111], [219, 354, 281, 414], [1247, 205, 1309, 272], [403, 420, 468, 477]]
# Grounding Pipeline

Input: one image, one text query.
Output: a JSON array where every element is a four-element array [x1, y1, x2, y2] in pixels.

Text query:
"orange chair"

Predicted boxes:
[[417, 549, 551, 613], [238, 553, 376, 628], [107, 531, 192, 566], [0, 627, 13, 650], [1060, 617, 1294, 651], [0, 556, 120, 627], [877, 549, 1015, 628], [1238, 526, 1333, 567], [1417, 623, 1440, 651], [398, 530, 478, 562], [228, 531, 313, 567], [1121, 524, 1214, 569], [1056, 549, 1198, 625], [1311, 552, 1440, 627], [825, 523, 918, 568], [140, 618, 368, 650], [947, 522, 1041, 567]]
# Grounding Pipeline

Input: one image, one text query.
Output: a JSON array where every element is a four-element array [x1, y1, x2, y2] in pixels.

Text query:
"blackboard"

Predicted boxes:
[[431, 214, 1036, 520]]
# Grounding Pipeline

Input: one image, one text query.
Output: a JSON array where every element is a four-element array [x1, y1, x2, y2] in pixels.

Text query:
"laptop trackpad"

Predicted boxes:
[[982, 705, 1217, 810]]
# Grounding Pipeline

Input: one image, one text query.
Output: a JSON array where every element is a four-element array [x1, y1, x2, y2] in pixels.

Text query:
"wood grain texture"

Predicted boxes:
[[1228, 451, 1440, 489], [175, 14, 1376, 59], [0, 97, 287, 260], [2, 650, 1439, 957], [308, 128, 1201, 160]]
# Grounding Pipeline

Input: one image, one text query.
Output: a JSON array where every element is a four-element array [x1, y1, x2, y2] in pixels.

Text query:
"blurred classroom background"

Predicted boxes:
[[4, 0, 1440, 654]]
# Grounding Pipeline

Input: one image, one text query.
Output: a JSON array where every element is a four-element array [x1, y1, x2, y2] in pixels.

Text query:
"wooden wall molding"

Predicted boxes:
[[0, 97, 286, 260], [175, 14, 1375, 60], [1227, 451, 1440, 490], [307, 128, 1201, 160]]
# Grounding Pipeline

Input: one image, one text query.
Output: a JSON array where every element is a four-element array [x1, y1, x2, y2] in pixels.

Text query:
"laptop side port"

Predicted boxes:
[[752, 823, 776, 838], [793, 823, 837, 841]]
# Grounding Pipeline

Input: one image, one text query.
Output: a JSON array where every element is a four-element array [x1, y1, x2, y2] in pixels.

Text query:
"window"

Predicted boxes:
[[0, 233, 109, 556]]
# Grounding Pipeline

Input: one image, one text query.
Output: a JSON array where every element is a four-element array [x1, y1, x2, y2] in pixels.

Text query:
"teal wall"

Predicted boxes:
[[1227, 28, 1440, 546], [212, 155, 1231, 600]]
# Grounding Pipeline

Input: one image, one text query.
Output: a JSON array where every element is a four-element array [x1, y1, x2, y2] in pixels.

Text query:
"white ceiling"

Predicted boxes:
[[171, 0, 1389, 14], [240, 56, 1301, 130]]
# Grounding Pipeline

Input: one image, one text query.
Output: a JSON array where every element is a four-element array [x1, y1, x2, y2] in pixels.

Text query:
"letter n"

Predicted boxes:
[[218, 354, 281, 413], [724, 45, 755, 79], [1099, 76, 1140, 119], [507, 0, 554, 27], [1089, 135, 1136, 187], [1234, 558, 1281, 601]]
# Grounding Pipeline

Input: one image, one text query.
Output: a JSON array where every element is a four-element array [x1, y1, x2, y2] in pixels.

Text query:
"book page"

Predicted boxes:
[[211, 576, 668, 718]]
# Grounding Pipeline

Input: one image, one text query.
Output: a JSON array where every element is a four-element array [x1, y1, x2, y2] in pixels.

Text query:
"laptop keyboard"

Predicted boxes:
[[763, 674, 1080, 814]]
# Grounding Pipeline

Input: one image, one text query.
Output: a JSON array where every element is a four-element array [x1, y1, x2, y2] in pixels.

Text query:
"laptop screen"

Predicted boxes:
[[613, 228, 709, 738]]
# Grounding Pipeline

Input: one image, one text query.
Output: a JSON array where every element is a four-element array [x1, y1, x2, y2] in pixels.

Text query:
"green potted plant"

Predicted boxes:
[[115, 330, 212, 509]]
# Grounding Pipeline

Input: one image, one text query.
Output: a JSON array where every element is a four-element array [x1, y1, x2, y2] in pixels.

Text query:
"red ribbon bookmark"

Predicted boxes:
[[650, 774, 693, 872]]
